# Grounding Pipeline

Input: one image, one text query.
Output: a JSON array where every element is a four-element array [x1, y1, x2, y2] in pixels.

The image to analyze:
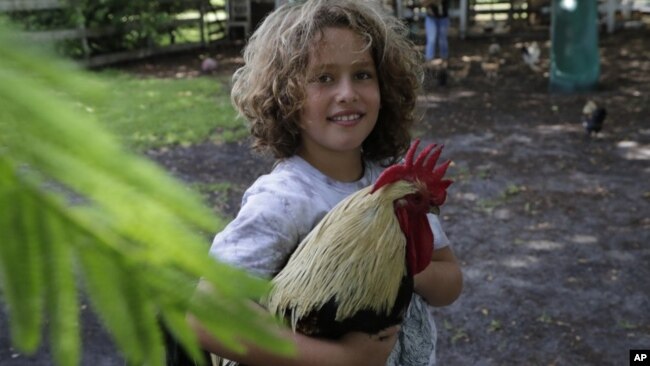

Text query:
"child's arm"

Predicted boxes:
[[188, 313, 399, 366], [413, 246, 463, 306]]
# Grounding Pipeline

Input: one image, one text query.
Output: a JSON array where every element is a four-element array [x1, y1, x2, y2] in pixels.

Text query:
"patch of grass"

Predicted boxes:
[[503, 184, 525, 197], [164, 27, 202, 44], [449, 164, 470, 182], [475, 184, 527, 214], [488, 319, 502, 332], [450, 328, 469, 344], [86, 71, 246, 151], [190, 182, 236, 219], [191, 181, 233, 195], [537, 312, 553, 324], [443, 320, 470, 344], [477, 167, 491, 179], [618, 320, 637, 330], [476, 198, 499, 213]]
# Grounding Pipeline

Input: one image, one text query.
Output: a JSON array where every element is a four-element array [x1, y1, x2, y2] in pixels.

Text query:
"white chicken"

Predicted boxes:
[[521, 41, 541, 72]]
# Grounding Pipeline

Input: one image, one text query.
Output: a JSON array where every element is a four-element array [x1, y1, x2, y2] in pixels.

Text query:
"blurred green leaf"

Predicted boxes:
[[0, 24, 293, 365]]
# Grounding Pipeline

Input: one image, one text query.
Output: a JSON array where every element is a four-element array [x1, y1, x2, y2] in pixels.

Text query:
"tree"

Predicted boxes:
[[0, 23, 291, 366]]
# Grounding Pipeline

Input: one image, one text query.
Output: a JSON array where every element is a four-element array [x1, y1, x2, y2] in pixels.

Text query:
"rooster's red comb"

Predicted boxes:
[[371, 139, 452, 195]]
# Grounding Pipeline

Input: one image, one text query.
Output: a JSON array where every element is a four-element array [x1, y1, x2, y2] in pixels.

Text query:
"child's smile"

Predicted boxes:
[[328, 110, 365, 127]]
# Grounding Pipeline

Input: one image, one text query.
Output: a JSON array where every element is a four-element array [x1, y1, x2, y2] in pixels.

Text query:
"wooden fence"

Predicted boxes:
[[400, 0, 644, 38], [0, 0, 228, 67]]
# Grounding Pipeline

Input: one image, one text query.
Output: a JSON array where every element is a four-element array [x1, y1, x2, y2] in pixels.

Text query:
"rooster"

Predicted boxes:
[[265, 140, 452, 339], [582, 100, 607, 138]]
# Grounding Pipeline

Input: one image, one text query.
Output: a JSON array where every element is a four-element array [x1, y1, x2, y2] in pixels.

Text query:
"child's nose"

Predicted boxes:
[[335, 78, 359, 103]]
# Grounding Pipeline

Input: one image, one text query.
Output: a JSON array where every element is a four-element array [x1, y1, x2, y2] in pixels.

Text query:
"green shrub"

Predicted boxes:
[[6, 0, 199, 58]]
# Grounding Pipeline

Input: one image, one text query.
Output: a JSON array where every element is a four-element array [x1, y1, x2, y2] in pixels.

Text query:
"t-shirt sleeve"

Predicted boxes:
[[427, 213, 450, 250], [209, 184, 303, 279]]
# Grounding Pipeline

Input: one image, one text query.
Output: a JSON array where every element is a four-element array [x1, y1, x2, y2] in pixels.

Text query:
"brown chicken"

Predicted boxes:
[[265, 140, 452, 339]]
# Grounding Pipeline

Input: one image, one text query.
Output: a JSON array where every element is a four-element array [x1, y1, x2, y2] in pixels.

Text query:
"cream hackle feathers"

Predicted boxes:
[[266, 180, 418, 331]]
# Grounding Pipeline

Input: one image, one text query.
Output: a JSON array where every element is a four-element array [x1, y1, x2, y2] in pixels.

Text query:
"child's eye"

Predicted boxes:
[[314, 74, 333, 83], [355, 71, 374, 80]]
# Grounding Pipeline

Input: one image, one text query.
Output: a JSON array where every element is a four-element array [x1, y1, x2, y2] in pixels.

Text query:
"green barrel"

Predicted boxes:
[[549, 0, 601, 92]]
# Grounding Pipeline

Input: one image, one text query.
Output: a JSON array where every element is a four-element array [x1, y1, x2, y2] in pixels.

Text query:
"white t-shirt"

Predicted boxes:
[[210, 155, 450, 366]]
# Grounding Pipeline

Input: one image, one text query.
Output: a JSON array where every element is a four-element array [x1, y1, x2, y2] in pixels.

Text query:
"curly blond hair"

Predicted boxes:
[[231, 0, 422, 163]]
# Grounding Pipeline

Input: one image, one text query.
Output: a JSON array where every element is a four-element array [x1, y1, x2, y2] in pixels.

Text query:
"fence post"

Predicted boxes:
[[71, 1, 90, 62], [459, 0, 467, 39], [199, 0, 206, 46]]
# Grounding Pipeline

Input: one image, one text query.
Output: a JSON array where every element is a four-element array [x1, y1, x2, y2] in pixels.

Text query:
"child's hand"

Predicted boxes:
[[339, 325, 400, 366]]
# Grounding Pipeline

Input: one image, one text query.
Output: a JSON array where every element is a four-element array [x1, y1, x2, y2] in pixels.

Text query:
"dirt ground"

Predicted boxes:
[[2, 27, 649, 365]]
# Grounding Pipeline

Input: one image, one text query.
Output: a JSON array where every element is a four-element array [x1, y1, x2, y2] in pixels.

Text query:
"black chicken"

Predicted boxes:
[[582, 100, 607, 138]]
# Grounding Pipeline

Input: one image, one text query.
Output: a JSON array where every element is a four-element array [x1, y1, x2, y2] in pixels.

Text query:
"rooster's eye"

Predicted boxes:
[[429, 205, 441, 215]]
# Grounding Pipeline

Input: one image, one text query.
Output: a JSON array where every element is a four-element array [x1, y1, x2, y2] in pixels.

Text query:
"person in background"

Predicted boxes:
[[423, 0, 451, 63]]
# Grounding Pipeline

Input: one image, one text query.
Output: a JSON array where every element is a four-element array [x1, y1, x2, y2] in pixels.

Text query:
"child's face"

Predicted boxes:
[[298, 27, 380, 159]]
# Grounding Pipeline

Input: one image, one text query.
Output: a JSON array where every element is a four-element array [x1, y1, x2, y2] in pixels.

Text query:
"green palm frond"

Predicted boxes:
[[0, 24, 292, 365]]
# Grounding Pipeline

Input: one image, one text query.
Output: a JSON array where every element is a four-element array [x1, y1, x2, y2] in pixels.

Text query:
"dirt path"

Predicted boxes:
[[423, 84, 650, 365], [420, 30, 650, 365], [1, 28, 648, 366]]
